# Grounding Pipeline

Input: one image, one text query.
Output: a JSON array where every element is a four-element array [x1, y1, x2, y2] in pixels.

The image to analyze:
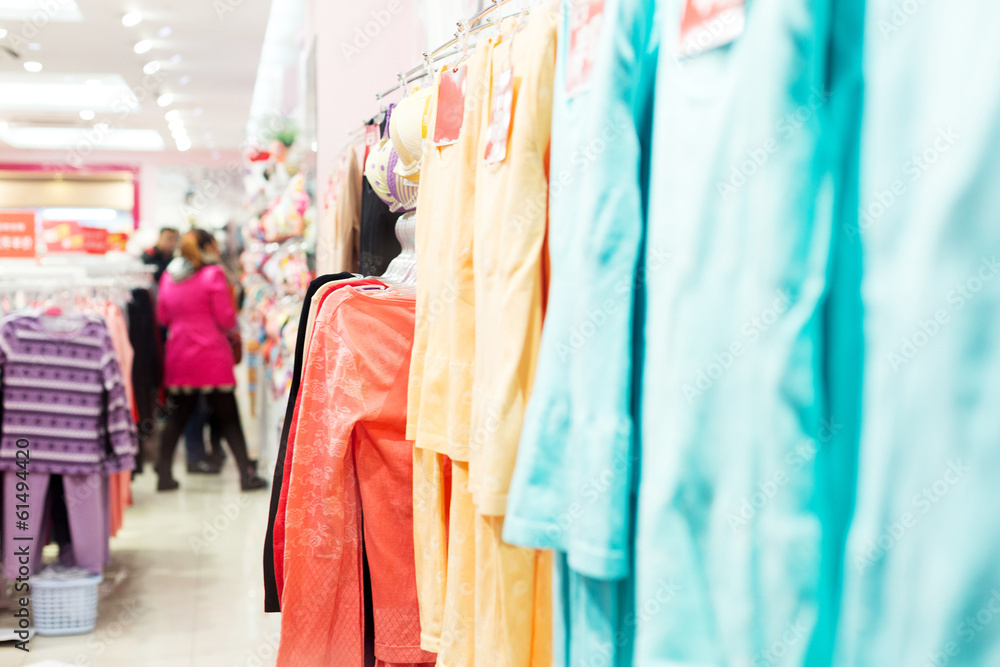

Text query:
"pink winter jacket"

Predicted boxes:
[[156, 263, 238, 388]]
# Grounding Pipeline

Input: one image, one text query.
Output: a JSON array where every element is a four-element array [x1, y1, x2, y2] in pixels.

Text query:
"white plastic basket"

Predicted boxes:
[[31, 573, 103, 636]]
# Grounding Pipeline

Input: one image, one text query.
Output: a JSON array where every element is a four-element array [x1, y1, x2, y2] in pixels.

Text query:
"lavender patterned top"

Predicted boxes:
[[0, 311, 138, 474]]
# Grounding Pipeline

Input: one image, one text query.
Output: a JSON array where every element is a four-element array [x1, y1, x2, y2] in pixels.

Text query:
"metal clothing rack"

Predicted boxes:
[[339, 0, 519, 148]]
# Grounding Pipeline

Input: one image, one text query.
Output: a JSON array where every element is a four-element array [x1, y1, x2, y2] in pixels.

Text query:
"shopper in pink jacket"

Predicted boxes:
[[155, 229, 267, 492]]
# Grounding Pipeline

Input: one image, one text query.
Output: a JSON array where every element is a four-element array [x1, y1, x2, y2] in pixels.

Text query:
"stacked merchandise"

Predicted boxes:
[[0, 266, 147, 584], [240, 158, 316, 434], [268, 0, 1000, 665]]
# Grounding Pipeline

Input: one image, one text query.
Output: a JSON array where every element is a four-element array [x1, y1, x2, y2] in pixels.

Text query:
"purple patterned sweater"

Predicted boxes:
[[0, 311, 138, 474]]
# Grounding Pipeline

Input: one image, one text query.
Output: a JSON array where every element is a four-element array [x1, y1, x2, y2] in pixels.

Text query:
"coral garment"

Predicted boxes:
[[156, 264, 237, 388], [103, 301, 135, 536], [271, 277, 383, 601], [278, 286, 433, 666]]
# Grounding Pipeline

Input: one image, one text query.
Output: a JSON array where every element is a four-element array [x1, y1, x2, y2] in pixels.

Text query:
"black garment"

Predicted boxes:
[[156, 390, 254, 483], [359, 113, 402, 276], [141, 247, 172, 285], [263, 272, 353, 612], [127, 288, 162, 473], [359, 178, 402, 276]]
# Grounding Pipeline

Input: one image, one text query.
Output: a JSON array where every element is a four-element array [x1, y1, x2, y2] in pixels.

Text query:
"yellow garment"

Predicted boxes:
[[439, 461, 477, 667], [470, 10, 557, 667], [407, 36, 493, 461], [469, 8, 557, 516], [475, 515, 553, 667], [413, 447, 450, 652]]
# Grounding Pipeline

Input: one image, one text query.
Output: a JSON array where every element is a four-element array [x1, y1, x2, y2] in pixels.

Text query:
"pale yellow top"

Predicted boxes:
[[406, 36, 494, 461], [469, 7, 558, 516]]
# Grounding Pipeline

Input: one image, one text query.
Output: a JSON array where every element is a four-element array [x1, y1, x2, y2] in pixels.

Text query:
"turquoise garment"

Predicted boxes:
[[635, 0, 846, 663], [553, 552, 636, 667], [835, 2, 1000, 665], [505, 0, 659, 581]]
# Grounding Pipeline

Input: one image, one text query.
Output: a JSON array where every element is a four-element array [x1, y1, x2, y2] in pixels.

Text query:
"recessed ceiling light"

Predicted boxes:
[[143, 61, 160, 75], [169, 54, 182, 64], [158, 26, 172, 38], [23, 61, 42, 73], [176, 138, 191, 152], [27, 43, 41, 50], [0, 29, 7, 39], [178, 75, 191, 86], [122, 11, 142, 27], [168, 119, 184, 131], [192, 107, 202, 116], [156, 93, 174, 107], [79, 109, 95, 120], [165, 110, 180, 121], [0, 125, 163, 151], [133, 40, 152, 54]]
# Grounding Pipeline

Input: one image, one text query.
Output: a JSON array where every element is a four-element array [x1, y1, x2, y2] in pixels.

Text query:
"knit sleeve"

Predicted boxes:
[[100, 324, 138, 472]]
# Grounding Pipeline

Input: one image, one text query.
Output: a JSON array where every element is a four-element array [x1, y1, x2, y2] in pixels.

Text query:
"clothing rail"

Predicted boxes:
[[340, 0, 518, 147]]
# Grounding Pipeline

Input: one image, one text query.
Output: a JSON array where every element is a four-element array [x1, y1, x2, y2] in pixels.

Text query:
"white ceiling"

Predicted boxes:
[[0, 0, 274, 152]]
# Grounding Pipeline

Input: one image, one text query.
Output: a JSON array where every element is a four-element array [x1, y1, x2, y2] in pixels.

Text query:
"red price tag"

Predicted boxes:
[[484, 68, 514, 165], [0, 211, 36, 258], [433, 65, 468, 147], [363, 124, 379, 164], [566, 0, 605, 98], [676, 0, 745, 58]]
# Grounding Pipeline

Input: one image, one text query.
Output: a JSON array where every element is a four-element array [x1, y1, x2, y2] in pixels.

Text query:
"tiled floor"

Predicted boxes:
[[3, 461, 281, 667]]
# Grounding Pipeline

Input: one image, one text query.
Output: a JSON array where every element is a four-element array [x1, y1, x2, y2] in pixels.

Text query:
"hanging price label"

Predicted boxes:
[[434, 65, 468, 147], [566, 0, 605, 98], [364, 123, 380, 164], [484, 68, 514, 165], [676, 0, 745, 58]]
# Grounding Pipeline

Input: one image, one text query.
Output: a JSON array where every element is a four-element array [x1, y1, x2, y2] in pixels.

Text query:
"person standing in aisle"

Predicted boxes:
[[142, 227, 180, 284], [154, 228, 267, 492]]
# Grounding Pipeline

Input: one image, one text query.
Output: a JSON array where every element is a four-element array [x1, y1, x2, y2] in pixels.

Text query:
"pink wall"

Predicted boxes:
[[312, 0, 426, 199]]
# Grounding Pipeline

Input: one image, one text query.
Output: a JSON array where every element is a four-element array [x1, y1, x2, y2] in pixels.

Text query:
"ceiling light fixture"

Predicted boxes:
[[168, 119, 184, 131], [169, 54, 182, 64], [156, 93, 174, 107], [79, 109, 95, 120], [27, 42, 40, 50], [158, 26, 172, 38], [178, 75, 191, 86], [122, 11, 142, 27], [143, 61, 160, 75], [0, 29, 7, 39], [164, 110, 180, 121], [133, 40, 152, 54], [192, 107, 202, 116], [23, 61, 42, 72], [176, 137, 191, 152]]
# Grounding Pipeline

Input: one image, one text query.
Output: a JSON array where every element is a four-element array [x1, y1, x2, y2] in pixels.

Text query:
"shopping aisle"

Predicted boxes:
[[10, 466, 279, 667]]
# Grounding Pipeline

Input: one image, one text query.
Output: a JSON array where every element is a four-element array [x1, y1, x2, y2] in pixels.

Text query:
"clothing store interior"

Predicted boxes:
[[0, 0, 998, 665]]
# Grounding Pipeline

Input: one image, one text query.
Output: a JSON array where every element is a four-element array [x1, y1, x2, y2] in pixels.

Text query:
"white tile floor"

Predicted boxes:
[[4, 463, 281, 667]]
